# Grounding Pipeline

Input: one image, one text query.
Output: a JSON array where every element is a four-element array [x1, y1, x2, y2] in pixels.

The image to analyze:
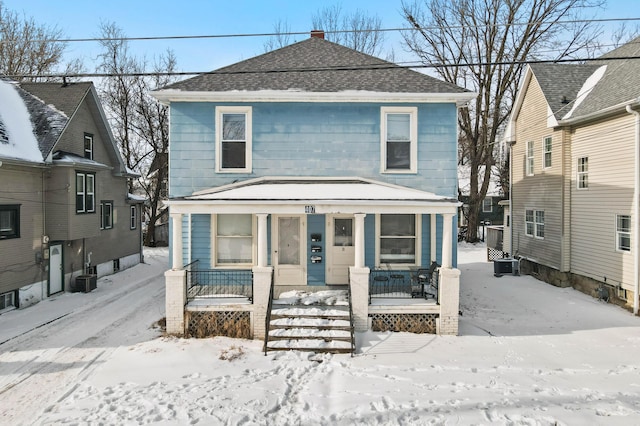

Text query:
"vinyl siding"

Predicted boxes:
[[570, 114, 635, 290], [511, 75, 564, 269]]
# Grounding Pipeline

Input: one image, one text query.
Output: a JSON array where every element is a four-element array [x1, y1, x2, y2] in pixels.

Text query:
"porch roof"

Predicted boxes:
[[166, 177, 460, 215]]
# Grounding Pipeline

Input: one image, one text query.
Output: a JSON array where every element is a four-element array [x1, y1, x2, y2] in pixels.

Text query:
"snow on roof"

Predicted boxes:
[[561, 65, 608, 120], [0, 80, 44, 163], [128, 193, 146, 202], [52, 151, 110, 169]]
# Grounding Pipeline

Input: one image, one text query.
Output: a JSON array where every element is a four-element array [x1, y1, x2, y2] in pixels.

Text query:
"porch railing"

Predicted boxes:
[[187, 268, 253, 302], [369, 266, 439, 303]]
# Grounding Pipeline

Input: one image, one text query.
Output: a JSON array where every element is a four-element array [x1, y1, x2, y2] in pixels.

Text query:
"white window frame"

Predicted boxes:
[[211, 214, 256, 267], [482, 198, 493, 213], [76, 172, 95, 213], [525, 209, 534, 236], [84, 133, 93, 160], [375, 214, 421, 267], [380, 106, 418, 174], [215, 106, 252, 173], [535, 210, 545, 239], [526, 141, 534, 176], [0, 291, 16, 311], [616, 214, 631, 252], [543, 136, 552, 169], [577, 156, 588, 189], [130, 205, 137, 230]]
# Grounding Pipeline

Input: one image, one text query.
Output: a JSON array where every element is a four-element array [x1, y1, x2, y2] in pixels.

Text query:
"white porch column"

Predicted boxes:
[[354, 213, 366, 268], [165, 269, 187, 335], [171, 213, 183, 270], [349, 266, 370, 332], [430, 214, 437, 263], [442, 213, 454, 268], [252, 266, 274, 339], [257, 214, 268, 267]]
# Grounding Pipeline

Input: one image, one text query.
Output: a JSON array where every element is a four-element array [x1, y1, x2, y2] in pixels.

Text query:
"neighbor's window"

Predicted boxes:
[[216, 214, 253, 264], [535, 210, 545, 239], [482, 198, 493, 213], [84, 133, 93, 160], [577, 157, 588, 189], [0, 291, 16, 310], [216, 106, 252, 172], [76, 172, 95, 213], [616, 214, 631, 252], [0, 204, 20, 240], [543, 136, 552, 168], [381, 107, 417, 173], [525, 209, 534, 236], [100, 201, 113, 229], [130, 205, 137, 230], [379, 214, 417, 264], [526, 141, 534, 176]]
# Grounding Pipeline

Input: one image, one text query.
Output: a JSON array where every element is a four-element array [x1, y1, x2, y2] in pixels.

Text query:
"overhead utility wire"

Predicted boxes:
[[1, 17, 639, 45], [8, 54, 640, 80]]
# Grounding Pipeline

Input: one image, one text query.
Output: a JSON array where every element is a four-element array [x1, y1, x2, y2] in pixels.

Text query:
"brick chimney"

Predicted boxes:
[[311, 30, 325, 39]]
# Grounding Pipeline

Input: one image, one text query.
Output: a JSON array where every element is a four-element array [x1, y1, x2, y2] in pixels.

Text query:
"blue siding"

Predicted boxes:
[[364, 214, 376, 268], [307, 215, 325, 285], [191, 214, 211, 269], [169, 102, 458, 199]]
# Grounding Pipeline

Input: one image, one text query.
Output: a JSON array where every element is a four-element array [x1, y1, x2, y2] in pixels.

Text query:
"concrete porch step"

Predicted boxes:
[[268, 327, 352, 341], [269, 317, 351, 331], [266, 338, 353, 353], [270, 306, 350, 320]]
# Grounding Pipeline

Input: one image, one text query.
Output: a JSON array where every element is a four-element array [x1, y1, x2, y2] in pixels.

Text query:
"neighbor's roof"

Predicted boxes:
[[154, 37, 475, 104]]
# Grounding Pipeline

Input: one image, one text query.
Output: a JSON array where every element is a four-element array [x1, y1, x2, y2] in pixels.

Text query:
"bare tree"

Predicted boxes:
[[97, 22, 178, 246], [402, 0, 604, 242], [263, 19, 293, 52], [0, 1, 82, 81], [312, 4, 385, 56]]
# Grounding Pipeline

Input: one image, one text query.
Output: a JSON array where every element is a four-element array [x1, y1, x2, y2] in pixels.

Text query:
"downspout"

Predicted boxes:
[[626, 103, 640, 315], [42, 170, 46, 300], [507, 140, 516, 258]]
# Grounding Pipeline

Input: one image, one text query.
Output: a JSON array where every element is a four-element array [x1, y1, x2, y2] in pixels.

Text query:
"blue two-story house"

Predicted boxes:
[[152, 31, 475, 344]]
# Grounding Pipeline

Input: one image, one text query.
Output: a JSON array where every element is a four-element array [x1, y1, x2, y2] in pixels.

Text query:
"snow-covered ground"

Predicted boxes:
[[1, 244, 640, 425]]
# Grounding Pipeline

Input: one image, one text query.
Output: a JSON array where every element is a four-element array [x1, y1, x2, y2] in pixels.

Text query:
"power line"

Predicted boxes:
[[1, 17, 639, 45]]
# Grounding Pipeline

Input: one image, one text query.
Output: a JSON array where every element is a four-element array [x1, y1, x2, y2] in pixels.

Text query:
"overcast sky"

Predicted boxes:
[[1, 0, 633, 75]]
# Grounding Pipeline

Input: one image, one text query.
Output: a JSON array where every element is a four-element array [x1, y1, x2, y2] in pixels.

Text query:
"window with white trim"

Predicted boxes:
[[378, 214, 417, 264], [216, 214, 254, 265], [535, 210, 545, 238], [0, 204, 20, 239], [577, 157, 588, 189], [381, 107, 417, 173], [482, 198, 493, 213], [216, 106, 252, 172], [100, 201, 113, 229], [616, 214, 631, 252], [526, 141, 534, 176], [84, 133, 93, 160], [543, 136, 552, 168], [0, 291, 16, 311], [76, 172, 95, 213], [130, 205, 137, 230]]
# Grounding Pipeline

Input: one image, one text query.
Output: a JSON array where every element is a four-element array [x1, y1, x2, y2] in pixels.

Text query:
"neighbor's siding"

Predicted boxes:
[[0, 164, 45, 294], [570, 113, 636, 290], [511, 74, 564, 269]]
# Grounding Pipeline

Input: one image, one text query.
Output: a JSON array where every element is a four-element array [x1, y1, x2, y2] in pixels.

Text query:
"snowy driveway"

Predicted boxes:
[[1, 244, 639, 425]]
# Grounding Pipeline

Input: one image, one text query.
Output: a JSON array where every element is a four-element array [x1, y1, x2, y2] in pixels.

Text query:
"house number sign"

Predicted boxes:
[[305, 205, 316, 214]]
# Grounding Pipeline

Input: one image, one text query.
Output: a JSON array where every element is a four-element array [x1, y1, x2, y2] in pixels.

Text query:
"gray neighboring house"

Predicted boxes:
[[0, 79, 143, 312], [505, 36, 640, 314]]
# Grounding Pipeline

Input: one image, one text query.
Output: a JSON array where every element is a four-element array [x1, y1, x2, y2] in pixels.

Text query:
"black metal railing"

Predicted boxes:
[[369, 266, 439, 303], [187, 268, 253, 302], [263, 270, 275, 355]]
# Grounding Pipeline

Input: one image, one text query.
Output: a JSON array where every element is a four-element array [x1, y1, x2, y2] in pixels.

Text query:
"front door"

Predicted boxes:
[[273, 216, 306, 285], [326, 215, 355, 285], [49, 244, 63, 295]]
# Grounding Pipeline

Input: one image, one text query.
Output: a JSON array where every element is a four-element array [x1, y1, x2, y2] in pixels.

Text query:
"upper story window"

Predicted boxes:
[[616, 214, 631, 252], [577, 157, 588, 189], [84, 133, 93, 160], [0, 205, 20, 240], [130, 205, 137, 230], [543, 136, 552, 168], [76, 172, 95, 213], [378, 214, 418, 265], [216, 106, 252, 173], [526, 141, 534, 176], [100, 201, 113, 229], [381, 107, 418, 173]]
